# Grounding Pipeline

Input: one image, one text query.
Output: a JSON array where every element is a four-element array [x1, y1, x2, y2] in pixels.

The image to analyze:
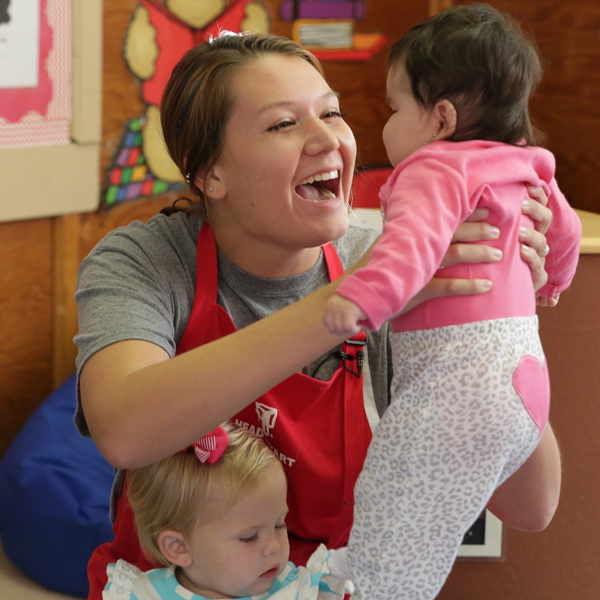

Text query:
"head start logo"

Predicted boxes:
[[255, 402, 278, 438]]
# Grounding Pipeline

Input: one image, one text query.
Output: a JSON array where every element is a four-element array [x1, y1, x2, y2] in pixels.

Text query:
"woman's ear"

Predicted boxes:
[[158, 530, 193, 568], [433, 99, 457, 140], [195, 168, 226, 200]]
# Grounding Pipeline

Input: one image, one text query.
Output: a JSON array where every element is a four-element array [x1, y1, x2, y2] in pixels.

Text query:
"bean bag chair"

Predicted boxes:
[[0, 373, 114, 598]]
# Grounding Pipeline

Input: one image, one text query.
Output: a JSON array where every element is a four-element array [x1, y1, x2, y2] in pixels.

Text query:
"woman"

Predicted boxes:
[[76, 33, 559, 599]]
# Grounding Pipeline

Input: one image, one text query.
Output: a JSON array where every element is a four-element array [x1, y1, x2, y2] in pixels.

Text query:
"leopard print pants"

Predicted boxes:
[[348, 316, 548, 600]]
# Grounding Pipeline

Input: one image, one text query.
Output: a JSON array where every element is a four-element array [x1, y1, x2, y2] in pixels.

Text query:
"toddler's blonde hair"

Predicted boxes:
[[127, 422, 283, 566]]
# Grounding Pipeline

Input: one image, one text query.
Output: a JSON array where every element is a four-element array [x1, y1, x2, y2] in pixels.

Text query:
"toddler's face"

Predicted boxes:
[[178, 462, 290, 599], [382, 65, 439, 167]]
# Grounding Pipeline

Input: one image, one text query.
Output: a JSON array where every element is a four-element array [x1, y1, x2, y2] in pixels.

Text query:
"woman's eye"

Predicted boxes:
[[240, 534, 259, 544], [268, 120, 296, 132], [322, 110, 346, 120]]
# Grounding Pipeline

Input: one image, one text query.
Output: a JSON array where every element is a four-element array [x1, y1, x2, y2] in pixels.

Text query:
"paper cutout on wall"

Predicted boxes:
[[104, 116, 186, 206], [0, 0, 71, 149], [280, 0, 385, 61], [102, 0, 271, 208]]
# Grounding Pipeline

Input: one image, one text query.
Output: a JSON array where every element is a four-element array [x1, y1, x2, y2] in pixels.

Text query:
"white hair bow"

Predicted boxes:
[[208, 29, 250, 44]]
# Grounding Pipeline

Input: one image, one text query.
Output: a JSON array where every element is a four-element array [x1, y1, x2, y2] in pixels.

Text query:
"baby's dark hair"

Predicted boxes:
[[389, 3, 543, 145]]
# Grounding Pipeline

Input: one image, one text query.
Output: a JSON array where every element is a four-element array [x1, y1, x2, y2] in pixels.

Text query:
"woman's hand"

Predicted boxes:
[[522, 186, 552, 234], [398, 208, 499, 314], [520, 186, 562, 306], [521, 186, 553, 297], [401, 187, 554, 314]]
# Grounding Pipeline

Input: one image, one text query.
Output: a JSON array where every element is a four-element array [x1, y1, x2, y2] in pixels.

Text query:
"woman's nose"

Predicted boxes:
[[304, 118, 341, 155]]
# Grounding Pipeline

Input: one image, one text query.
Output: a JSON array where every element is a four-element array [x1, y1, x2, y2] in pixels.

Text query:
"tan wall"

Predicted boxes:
[[0, 0, 599, 595]]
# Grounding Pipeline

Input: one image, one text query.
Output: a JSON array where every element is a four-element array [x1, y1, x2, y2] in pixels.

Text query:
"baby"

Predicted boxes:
[[323, 4, 581, 600], [103, 423, 352, 600]]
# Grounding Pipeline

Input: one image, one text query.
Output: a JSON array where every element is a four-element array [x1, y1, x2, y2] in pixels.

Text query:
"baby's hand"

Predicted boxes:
[[536, 293, 560, 307], [323, 295, 366, 336]]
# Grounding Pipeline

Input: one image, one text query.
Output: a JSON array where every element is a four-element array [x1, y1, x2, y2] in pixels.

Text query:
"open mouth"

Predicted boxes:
[[295, 170, 340, 202]]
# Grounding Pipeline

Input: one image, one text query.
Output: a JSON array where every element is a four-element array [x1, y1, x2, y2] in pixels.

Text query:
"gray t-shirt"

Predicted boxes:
[[74, 211, 391, 515]]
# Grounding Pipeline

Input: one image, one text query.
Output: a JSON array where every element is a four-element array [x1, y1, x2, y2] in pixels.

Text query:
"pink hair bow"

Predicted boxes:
[[180, 426, 229, 464]]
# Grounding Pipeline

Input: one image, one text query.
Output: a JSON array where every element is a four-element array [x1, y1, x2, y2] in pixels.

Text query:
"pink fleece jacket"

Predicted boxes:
[[336, 140, 581, 333]]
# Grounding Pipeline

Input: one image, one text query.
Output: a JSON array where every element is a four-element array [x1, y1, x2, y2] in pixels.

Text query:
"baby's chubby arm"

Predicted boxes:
[[323, 294, 367, 337]]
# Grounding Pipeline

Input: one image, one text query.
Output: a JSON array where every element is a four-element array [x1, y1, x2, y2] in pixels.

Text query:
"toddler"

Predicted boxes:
[[323, 4, 581, 599], [103, 423, 352, 600]]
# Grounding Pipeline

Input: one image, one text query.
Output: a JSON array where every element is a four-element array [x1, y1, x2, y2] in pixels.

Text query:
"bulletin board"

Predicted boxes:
[[0, 0, 102, 223]]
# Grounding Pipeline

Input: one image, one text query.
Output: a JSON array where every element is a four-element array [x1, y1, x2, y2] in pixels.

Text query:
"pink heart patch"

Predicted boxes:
[[512, 356, 551, 439]]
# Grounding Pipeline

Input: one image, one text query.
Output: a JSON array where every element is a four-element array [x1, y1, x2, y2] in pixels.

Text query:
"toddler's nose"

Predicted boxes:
[[262, 533, 281, 557]]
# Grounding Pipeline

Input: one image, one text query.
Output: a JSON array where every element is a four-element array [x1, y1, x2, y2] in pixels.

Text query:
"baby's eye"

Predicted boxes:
[[268, 120, 296, 132], [276, 523, 287, 531], [240, 534, 259, 544]]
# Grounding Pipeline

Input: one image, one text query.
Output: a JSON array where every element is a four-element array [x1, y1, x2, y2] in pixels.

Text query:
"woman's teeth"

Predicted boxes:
[[317, 188, 336, 200], [297, 170, 339, 202], [299, 170, 339, 185]]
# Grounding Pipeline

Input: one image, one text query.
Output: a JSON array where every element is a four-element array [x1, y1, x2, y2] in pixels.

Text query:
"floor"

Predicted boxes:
[[0, 541, 84, 600]]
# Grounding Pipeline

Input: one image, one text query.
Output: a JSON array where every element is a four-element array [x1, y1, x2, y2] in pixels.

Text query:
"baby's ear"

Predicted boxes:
[[158, 530, 193, 568], [433, 99, 457, 140]]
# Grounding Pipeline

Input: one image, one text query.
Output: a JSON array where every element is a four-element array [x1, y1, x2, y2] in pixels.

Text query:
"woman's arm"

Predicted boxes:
[[81, 192, 552, 470], [486, 422, 561, 531], [80, 231, 494, 470], [81, 283, 348, 470]]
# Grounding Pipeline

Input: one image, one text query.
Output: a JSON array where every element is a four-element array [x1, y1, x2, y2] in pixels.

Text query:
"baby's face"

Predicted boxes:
[[178, 463, 290, 598], [382, 64, 440, 167]]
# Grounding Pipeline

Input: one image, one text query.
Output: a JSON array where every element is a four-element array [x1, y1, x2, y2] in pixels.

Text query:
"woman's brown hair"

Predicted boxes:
[[160, 33, 324, 218], [389, 3, 543, 146]]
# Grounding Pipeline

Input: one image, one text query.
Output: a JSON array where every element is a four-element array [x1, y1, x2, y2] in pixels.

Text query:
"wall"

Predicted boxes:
[[0, 0, 598, 596], [438, 255, 600, 598], [455, 0, 600, 214]]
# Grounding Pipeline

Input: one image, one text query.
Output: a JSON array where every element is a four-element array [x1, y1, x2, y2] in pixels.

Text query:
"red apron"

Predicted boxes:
[[87, 223, 371, 599]]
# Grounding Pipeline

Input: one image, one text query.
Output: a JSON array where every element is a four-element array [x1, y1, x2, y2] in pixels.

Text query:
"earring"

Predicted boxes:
[[209, 187, 214, 192], [432, 132, 438, 139]]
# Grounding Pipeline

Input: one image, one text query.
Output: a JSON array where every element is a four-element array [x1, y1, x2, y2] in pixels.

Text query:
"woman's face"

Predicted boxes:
[[209, 54, 357, 277]]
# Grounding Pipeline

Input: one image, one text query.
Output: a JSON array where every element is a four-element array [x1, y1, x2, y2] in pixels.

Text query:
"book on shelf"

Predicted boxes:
[[294, 19, 354, 49], [280, 1, 366, 21]]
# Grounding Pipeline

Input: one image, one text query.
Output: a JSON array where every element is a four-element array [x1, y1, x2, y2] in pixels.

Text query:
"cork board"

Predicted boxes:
[[0, 0, 102, 223]]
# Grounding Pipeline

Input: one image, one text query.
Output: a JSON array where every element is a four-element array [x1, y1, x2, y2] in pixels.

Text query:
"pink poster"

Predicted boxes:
[[0, 0, 71, 149]]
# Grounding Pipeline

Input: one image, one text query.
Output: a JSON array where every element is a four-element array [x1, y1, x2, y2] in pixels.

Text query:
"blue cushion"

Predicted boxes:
[[0, 373, 114, 598]]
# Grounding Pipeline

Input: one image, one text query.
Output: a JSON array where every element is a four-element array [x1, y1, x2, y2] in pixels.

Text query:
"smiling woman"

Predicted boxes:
[[160, 39, 356, 276], [198, 52, 355, 275], [75, 31, 560, 600]]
